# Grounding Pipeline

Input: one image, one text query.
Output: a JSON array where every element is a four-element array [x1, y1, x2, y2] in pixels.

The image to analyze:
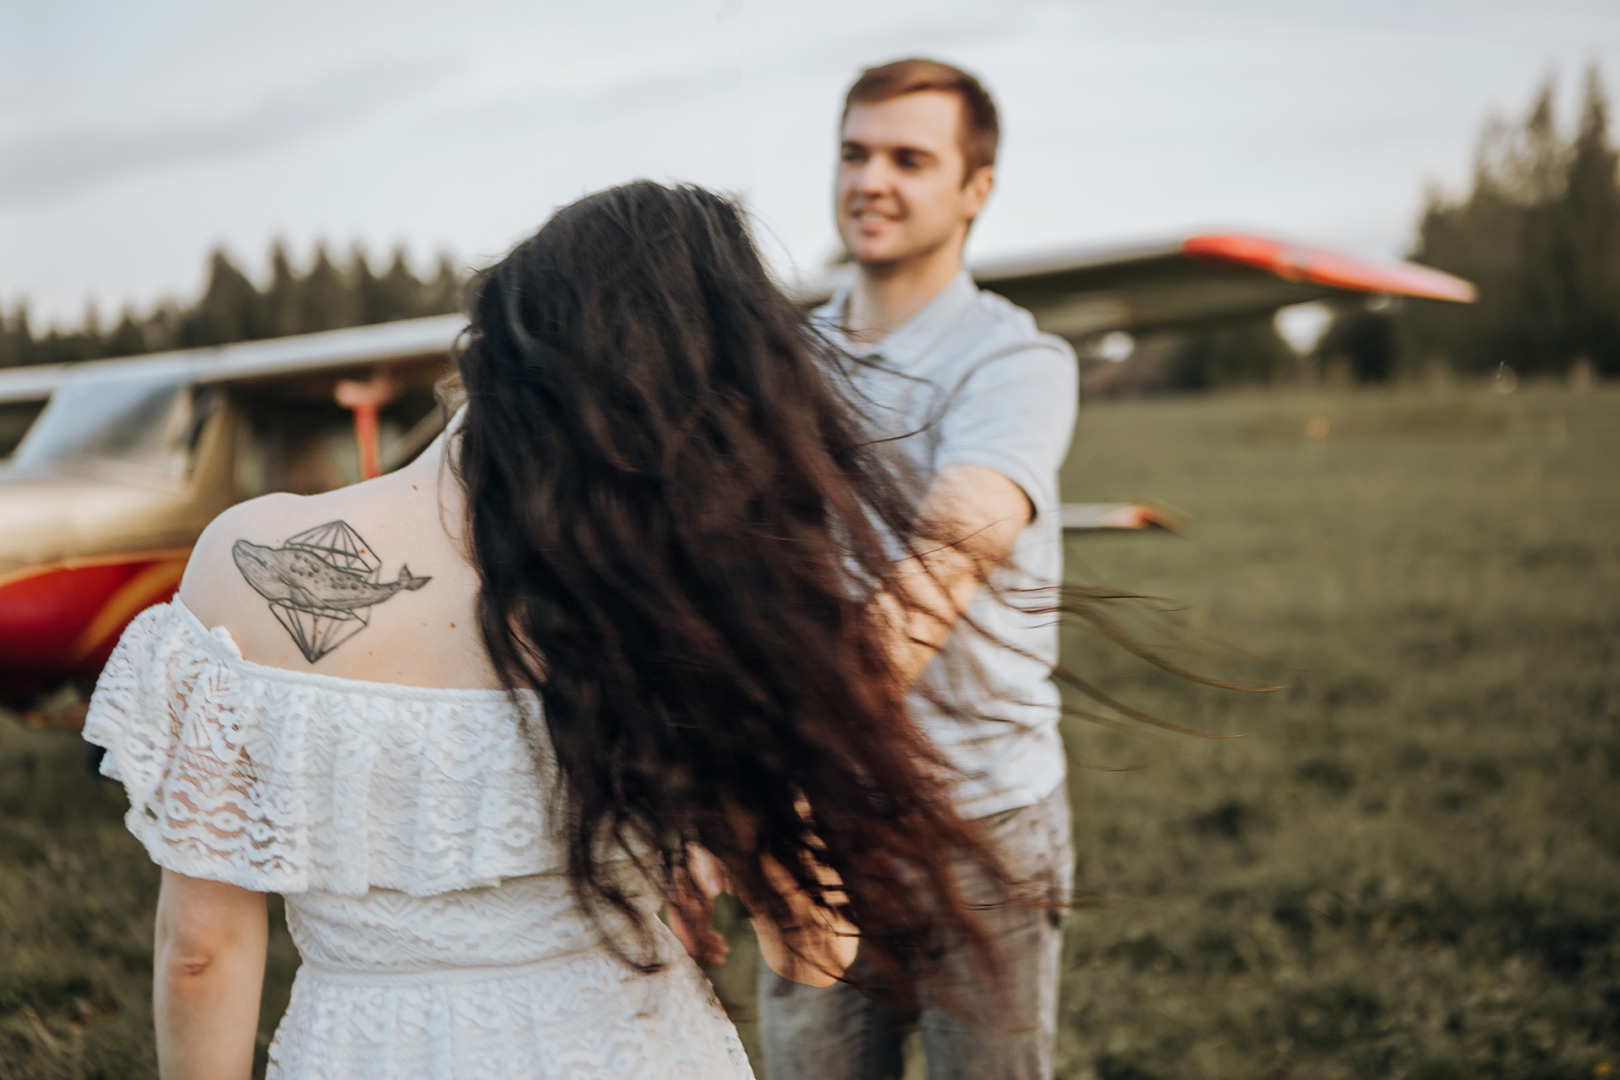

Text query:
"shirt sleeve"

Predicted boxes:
[[931, 332, 1079, 518]]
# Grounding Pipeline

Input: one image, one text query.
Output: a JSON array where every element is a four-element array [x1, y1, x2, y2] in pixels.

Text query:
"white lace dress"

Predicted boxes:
[[83, 601, 755, 1080]]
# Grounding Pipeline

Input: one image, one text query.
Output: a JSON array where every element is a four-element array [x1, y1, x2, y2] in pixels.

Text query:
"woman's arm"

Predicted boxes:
[[671, 840, 857, 987], [153, 869, 268, 1080], [747, 852, 859, 988]]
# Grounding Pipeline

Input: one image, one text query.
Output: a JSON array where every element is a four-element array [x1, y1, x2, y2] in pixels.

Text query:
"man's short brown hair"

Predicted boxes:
[[842, 58, 1000, 183]]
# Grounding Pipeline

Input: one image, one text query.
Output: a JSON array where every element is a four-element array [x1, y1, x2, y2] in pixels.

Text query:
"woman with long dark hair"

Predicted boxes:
[[83, 182, 997, 1079]]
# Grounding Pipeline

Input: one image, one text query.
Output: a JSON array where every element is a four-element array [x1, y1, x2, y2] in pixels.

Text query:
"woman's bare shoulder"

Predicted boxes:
[[177, 478, 485, 682], [182, 479, 414, 603], [180, 494, 306, 614]]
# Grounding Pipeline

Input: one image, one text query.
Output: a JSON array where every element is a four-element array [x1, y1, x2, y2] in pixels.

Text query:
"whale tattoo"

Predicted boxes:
[[233, 540, 430, 612], [231, 521, 430, 663]]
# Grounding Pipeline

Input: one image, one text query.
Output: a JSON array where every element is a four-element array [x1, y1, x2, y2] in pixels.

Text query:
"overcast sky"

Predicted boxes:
[[3, 0, 1619, 327]]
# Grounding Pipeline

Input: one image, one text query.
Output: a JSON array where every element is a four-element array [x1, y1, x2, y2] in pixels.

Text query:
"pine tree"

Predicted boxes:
[[0, 305, 25, 368], [1563, 67, 1620, 374], [9, 305, 37, 367], [423, 254, 464, 315], [377, 246, 425, 320], [349, 244, 388, 326], [143, 302, 184, 354], [105, 308, 147, 358], [1402, 68, 1620, 376], [81, 301, 104, 352], [1517, 87, 1576, 372], [300, 243, 358, 333], [264, 240, 304, 338], [181, 247, 264, 348]]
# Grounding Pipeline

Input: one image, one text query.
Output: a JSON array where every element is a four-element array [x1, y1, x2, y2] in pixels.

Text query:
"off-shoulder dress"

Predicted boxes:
[[83, 600, 754, 1080]]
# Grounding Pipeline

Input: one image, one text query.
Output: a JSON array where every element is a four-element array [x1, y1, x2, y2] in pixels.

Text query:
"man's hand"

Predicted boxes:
[[666, 846, 729, 967]]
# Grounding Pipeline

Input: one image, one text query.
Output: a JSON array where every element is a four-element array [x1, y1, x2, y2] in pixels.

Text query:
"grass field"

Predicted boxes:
[[2, 381, 1617, 1078]]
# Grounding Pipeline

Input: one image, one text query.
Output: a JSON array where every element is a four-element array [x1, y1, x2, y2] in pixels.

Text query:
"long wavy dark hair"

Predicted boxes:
[[451, 181, 998, 987]]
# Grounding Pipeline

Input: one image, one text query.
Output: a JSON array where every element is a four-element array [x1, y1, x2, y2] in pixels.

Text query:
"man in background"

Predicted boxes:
[[758, 58, 1080, 1080]]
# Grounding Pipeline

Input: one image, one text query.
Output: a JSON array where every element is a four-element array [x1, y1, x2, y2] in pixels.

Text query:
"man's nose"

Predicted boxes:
[[848, 157, 893, 195]]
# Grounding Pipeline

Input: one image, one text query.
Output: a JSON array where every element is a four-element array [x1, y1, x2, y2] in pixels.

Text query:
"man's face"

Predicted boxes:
[[837, 91, 993, 270]]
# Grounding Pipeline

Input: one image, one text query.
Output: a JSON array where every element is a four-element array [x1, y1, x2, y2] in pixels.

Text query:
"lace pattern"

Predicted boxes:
[[84, 602, 560, 897], [268, 938, 753, 1079]]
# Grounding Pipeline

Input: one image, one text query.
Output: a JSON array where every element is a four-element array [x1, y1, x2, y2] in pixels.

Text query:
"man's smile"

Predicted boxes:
[[848, 205, 902, 234]]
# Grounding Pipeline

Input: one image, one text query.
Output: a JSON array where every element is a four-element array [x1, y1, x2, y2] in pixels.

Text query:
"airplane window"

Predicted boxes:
[[0, 401, 44, 458], [11, 372, 195, 475]]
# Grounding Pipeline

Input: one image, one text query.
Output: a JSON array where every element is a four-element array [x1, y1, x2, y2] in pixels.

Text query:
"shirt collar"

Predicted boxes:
[[817, 269, 979, 369]]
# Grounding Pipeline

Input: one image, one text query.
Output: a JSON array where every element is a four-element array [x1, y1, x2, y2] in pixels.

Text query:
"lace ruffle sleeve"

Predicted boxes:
[[83, 602, 561, 897], [83, 603, 315, 892]]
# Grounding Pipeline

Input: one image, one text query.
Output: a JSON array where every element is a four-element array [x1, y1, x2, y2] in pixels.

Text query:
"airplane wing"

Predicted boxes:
[[0, 313, 465, 405], [976, 234, 1475, 337], [791, 232, 1475, 338], [0, 363, 73, 405]]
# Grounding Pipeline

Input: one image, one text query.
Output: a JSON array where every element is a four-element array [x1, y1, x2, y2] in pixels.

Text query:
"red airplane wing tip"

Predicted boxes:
[[1181, 234, 1477, 304]]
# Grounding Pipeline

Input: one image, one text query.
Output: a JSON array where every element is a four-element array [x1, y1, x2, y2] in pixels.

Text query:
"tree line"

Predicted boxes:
[[1398, 65, 1620, 379], [0, 243, 464, 368]]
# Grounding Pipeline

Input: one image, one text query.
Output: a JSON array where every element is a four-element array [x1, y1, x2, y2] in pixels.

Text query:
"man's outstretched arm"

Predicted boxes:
[[874, 461, 1032, 689]]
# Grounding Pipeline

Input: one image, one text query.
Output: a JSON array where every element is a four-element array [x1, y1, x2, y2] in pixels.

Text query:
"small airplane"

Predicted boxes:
[[0, 317, 454, 704], [0, 233, 1473, 706]]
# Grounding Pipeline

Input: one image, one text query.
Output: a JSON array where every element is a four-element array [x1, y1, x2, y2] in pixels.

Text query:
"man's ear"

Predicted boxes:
[[963, 165, 994, 220]]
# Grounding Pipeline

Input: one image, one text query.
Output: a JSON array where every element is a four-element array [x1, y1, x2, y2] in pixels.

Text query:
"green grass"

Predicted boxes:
[[0, 721, 298, 1079], [1, 382, 1616, 1078], [1042, 382, 1620, 1079]]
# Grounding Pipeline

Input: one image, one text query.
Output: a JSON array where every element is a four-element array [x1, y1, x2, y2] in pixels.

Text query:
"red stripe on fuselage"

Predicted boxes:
[[0, 551, 190, 701]]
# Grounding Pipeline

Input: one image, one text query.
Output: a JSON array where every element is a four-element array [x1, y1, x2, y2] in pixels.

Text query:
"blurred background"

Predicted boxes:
[[1, 1, 1618, 1077]]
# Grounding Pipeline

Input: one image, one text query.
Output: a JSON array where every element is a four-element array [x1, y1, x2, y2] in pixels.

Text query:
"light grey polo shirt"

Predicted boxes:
[[815, 270, 1079, 820]]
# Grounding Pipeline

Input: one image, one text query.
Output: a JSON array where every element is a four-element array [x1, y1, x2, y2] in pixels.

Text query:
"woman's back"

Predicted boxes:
[[86, 442, 754, 1079]]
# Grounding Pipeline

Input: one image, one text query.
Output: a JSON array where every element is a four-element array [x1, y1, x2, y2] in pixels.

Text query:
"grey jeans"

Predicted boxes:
[[757, 782, 1074, 1080]]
